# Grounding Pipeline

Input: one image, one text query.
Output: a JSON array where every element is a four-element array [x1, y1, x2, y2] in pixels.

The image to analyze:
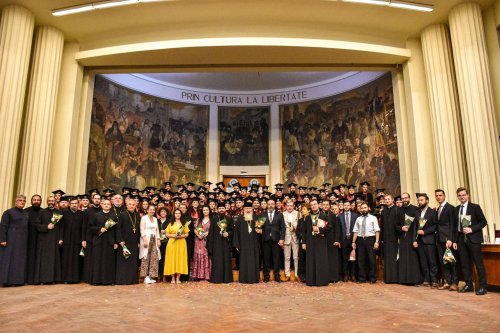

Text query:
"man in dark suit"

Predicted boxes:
[[453, 187, 487, 295], [339, 200, 359, 282], [380, 194, 400, 284], [413, 193, 438, 288], [261, 198, 285, 283], [434, 189, 459, 291]]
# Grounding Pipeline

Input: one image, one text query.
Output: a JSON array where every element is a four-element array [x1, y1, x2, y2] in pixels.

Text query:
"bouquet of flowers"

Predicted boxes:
[[122, 244, 131, 259], [79, 247, 85, 257], [196, 223, 206, 239], [255, 217, 266, 230], [217, 218, 228, 236], [51, 212, 63, 225], [99, 218, 117, 236], [160, 229, 168, 243], [311, 214, 327, 236], [461, 215, 472, 242], [443, 247, 456, 265], [416, 218, 427, 240], [403, 214, 414, 238]]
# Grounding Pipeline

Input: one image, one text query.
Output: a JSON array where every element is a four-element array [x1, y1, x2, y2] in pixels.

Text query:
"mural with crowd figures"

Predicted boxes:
[[219, 106, 270, 166], [280, 73, 400, 195], [86, 75, 209, 192]]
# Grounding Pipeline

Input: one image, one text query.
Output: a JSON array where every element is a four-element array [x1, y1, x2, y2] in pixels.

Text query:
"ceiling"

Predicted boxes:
[[136, 71, 353, 91]]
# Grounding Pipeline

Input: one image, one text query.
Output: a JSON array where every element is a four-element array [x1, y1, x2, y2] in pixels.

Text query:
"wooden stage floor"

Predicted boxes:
[[1, 281, 499, 332]]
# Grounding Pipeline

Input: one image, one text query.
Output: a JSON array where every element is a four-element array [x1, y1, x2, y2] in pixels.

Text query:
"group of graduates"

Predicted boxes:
[[0, 180, 488, 295]]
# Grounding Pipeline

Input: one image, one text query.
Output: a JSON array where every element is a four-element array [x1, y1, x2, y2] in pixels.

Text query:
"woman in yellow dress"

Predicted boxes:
[[164, 209, 189, 283]]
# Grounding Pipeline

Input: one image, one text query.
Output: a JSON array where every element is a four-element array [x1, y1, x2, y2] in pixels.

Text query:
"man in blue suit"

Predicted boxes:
[[339, 200, 359, 282]]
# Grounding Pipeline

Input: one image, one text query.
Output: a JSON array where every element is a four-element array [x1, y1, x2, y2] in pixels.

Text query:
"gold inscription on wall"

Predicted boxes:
[[180, 91, 307, 105]]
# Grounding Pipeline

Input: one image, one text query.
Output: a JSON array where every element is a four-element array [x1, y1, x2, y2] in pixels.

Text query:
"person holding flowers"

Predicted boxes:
[[164, 208, 189, 283], [90, 198, 118, 285], [115, 198, 141, 285], [192, 206, 211, 281], [157, 207, 170, 282], [139, 205, 161, 284]]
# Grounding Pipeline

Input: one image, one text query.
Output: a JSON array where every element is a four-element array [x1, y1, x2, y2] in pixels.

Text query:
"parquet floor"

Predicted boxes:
[[1, 279, 499, 332]]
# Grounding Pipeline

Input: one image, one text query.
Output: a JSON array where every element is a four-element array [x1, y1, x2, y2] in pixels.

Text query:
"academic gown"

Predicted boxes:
[[33, 208, 63, 284], [381, 205, 400, 283], [304, 211, 331, 286], [61, 208, 85, 283], [397, 204, 421, 285], [157, 217, 169, 281], [82, 205, 101, 282], [90, 211, 116, 285], [115, 210, 141, 285], [233, 214, 261, 284], [25, 206, 42, 284], [206, 214, 234, 283], [325, 211, 341, 283], [0, 207, 29, 285], [296, 217, 307, 281]]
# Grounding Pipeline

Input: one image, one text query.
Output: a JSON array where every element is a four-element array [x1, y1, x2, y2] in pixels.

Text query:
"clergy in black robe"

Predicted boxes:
[[233, 204, 261, 284], [322, 200, 341, 283], [397, 193, 421, 285], [25, 195, 43, 284], [206, 204, 234, 283], [304, 200, 331, 286], [61, 198, 85, 283], [115, 200, 140, 285], [82, 194, 101, 282], [0, 195, 29, 286], [380, 195, 400, 284], [90, 199, 117, 285], [34, 197, 63, 284]]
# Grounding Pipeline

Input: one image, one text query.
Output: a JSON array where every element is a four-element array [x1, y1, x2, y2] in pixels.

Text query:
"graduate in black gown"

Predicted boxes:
[[380, 194, 400, 284], [90, 198, 117, 285], [82, 193, 101, 282], [322, 200, 341, 283], [157, 206, 170, 282], [25, 195, 42, 285], [61, 197, 86, 283], [397, 193, 421, 285], [115, 199, 140, 285], [233, 202, 261, 284], [304, 199, 331, 286], [0, 195, 29, 286], [206, 203, 234, 283], [34, 196, 63, 284], [296, 204, 309, 283]]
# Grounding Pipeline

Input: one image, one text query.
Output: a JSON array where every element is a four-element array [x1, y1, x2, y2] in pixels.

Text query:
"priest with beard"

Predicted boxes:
[[116, 199, 141, 285], [34, 196, 63, 284], [90, 198, 118, 285], [25, 194, 43, 284], [61, 197, 86, 283], [82, 193, 101, 282], [380, 194, 400, 284], [0, 195, 29, 286], [206, 203, 234, 283], [397, 192, 421, 285], [233, 201, 261, 284], [303, 199, 331, 286]]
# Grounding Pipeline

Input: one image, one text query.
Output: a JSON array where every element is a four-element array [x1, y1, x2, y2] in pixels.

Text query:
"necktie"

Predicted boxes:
[[346, 213, 350, 237], [269, 212, 273, 224], [361, 216, 367, 238], [459, 205, 464, 232], [438, 205, 443, 220]]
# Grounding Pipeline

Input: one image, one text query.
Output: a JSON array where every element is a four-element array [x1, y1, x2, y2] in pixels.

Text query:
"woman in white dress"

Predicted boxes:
[[139, 205, 161, 284]]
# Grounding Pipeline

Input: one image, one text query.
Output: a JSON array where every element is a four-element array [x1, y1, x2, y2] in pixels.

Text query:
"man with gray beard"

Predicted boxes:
[[233, 201, 261, 283]]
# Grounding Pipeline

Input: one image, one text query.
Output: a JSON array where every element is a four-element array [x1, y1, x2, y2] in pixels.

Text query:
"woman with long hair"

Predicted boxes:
[[139, 205, 161, 284], [164, 209, 189, 283], [157, 207, 170, 282], [192, 206, 211, 281]]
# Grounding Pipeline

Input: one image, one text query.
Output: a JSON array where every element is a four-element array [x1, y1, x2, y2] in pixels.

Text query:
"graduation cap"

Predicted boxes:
[[203, 181, 212, 186], [103, 188, 115, 195], [262, 185, 269, 190], [322, 183, 331, 188], [88, 188, 99, 195], [191, 197, 200, 202], [375, 188, 386, 195], [163, 181, 172, 186], [140, 197, 150, 203], [232, 182, 241, 188], [122, 187, 131, 194], [176, 184, 186, 190], [309, 187, 318, 192], [337, 199, 345, 204], [217, 201, 227, 208], [250, 188, 258, 194], [287, 182, 298, 187], [347, 184, 356, 190], [215, 181, 225, 187], [186, 182, 195, 187], [376, 194, 385, 200], [59, 195, 71, 202], [79, 194, 90, 200], [144, 186, 157, 192], [303, 194, 311, 200], [235, 196, 244, 202], [360, 181, 371, 187], [52, 189, 66, 196], [394, 196, 402, 201], [173, 197, 182, 203], [339, 184, 347, 188], [130, 194, 140, 200], [243, 200, 253, 208], [131, 188, 139, 195], [319, 189, 326, 193], [150, 194, 161, 201]]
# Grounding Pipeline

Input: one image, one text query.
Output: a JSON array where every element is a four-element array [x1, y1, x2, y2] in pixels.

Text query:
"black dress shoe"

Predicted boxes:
[[458, 285, 474, 293], [263, 277, 270, 283], [475, 287, 487, 296]]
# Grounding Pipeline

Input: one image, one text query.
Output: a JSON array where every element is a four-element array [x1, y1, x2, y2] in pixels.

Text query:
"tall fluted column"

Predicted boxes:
[[18, 26, 64, 198], [449, 2, 500, 242], [0, 5, 34, 211], [421, 24, 467, 204]]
